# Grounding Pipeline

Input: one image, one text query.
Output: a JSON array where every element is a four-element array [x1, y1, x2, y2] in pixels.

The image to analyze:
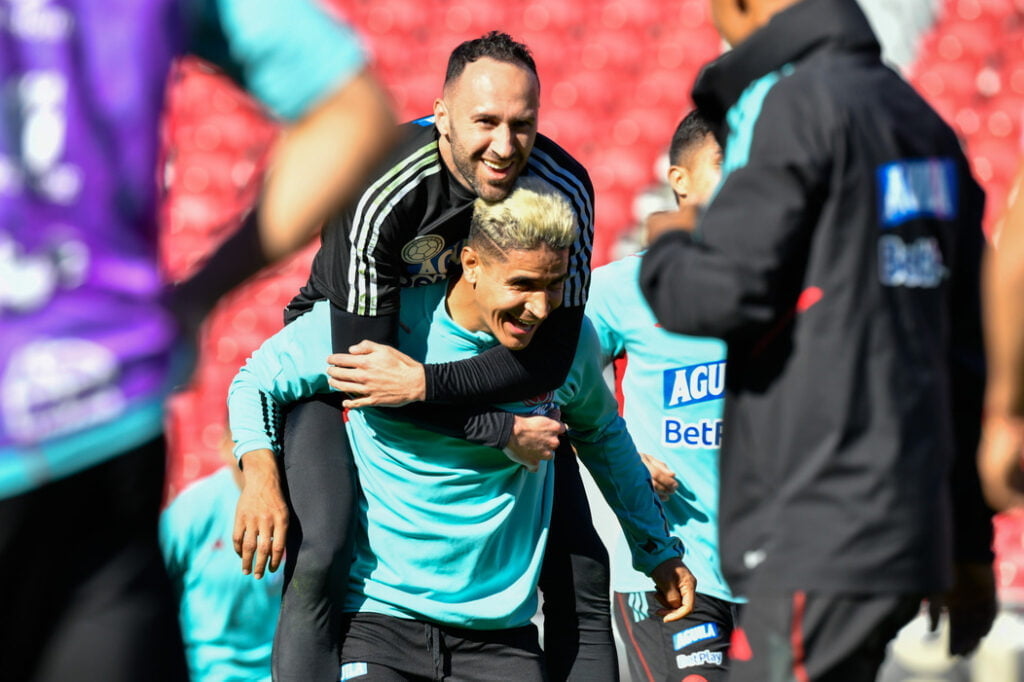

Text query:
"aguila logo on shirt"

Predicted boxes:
[[662, 361, 725, 409]]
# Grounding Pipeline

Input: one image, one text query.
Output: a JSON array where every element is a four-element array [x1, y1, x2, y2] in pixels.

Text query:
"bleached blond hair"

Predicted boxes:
[[469, 176, 578, 260]]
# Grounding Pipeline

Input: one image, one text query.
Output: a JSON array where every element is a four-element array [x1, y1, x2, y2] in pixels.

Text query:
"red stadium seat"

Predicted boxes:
[[912, 57, 982, 100], [935, 14, 1005, 60]]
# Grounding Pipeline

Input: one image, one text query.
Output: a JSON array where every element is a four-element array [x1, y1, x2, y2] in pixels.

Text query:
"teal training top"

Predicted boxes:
[[228, 285, 682, 629], [587, 254, 738, 603], [160, 467, 283, 682]]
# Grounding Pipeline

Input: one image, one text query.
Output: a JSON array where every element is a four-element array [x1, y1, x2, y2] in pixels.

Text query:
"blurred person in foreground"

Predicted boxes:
[[0, 1, 395, 679], [639, 0, 995, 679], [161, 432, 282, 682], [979, 163, 1024, 512], [587, 110, 742, 681], [231, 32, 607, 682], [229, 178, 693, 680]]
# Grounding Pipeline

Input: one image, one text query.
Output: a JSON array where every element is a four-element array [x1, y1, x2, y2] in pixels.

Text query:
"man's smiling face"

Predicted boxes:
[[434, 57, 540, 202], [460, 243, 568, 350]]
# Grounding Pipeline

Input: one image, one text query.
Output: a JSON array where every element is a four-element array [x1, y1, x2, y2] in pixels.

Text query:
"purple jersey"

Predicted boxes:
[[0, 1, 181, 497], [0, 0, 366, 498]]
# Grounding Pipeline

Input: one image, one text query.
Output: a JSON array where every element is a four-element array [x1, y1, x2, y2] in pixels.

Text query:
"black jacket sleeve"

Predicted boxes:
[[423, 304, 584, 403], [388, 403, 514, 450], [329, 302, 516, 448], [641, 81, 829, 342]]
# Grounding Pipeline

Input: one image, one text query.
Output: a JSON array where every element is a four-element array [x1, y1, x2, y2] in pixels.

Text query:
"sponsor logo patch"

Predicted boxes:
[[662, 418, 723, 449], [676, 649, 723, 669], [876, 158, 958, 228], [662, 361, 725, 409], [673, 623, 720, 650], [878, 235, 947, 288]]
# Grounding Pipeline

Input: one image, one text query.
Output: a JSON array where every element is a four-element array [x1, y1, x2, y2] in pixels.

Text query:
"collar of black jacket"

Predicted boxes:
[[692, 0, 881, 123]]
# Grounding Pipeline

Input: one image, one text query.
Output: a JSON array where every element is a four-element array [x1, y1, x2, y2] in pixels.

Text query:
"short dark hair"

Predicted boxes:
[[445, 31, 538, 87], [668, 109, 715, 166]]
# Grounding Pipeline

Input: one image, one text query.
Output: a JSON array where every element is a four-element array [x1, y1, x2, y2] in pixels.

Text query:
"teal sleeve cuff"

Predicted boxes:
[[232, 436, 277, 462]]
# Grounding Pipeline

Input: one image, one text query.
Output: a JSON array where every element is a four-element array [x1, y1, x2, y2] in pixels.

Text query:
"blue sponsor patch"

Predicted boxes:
[[673, 622, 720, 651], [876, 158, 958, 228], [878, 235, 947, 288], [663, 361, 725, 409], [663, 418, 723, 449], [412, 115, 436, 127]]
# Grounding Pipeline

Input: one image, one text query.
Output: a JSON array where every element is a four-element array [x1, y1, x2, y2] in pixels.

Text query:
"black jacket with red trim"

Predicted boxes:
[[641, 0, 991, 595]]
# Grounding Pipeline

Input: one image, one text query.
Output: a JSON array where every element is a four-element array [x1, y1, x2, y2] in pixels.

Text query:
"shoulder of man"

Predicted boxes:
[[592, 254, 639, 286], [323, 119, 443, 230], [530, 132, 594, 194], [586, 257, 627, 309], [370, 119, 444, 181]]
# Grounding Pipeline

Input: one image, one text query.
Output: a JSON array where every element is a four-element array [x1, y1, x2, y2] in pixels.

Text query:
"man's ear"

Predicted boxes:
[[460, 246, 481, 283], [668, 164, 690, 201], [434, 98, 450, 137]]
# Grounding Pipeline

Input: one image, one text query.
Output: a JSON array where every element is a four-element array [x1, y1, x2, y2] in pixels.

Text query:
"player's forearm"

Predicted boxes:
[[238, 448, 279, 476], [228, 302, 335, 459], [167, 72, 396, 332], [228, 370, 284, 460], [424, 306, 583, 403], [389, 403, 515, 449], [984, 219, 1024, 419], [977, 180, 1024, 512], [260, 70, 396, 261], [573, 420, 683, 574]]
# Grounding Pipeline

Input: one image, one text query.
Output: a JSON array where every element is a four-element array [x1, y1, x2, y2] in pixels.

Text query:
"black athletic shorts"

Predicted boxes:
[[0, 440, 187, 681], [339, 612, 545, 681], [613, 590, 737, 682]]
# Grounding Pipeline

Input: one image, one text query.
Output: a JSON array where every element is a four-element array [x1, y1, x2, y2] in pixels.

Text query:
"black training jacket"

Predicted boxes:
[[284, 119, 594, 446], [641, 0, 991, 595]]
